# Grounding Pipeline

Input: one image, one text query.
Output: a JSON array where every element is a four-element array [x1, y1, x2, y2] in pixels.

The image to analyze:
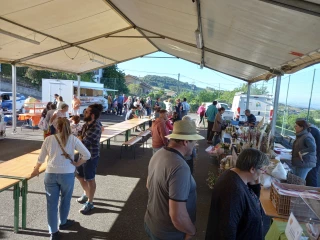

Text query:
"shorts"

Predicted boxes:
[[76, 156, 99, 181]]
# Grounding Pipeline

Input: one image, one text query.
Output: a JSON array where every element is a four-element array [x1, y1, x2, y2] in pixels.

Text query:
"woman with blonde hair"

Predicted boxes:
[[31, 118, 91, 240]]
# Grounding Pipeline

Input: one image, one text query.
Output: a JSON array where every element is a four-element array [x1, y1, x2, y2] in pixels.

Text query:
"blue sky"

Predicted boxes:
[[118, 52, 320, 109]]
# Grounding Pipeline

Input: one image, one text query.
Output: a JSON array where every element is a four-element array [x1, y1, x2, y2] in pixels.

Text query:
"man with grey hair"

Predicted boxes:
[[145, 120, 204, 240], [205, 148, 269, 240]]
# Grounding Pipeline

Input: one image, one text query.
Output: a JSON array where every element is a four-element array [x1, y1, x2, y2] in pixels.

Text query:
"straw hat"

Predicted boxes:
[[166, 120, 204, 141]]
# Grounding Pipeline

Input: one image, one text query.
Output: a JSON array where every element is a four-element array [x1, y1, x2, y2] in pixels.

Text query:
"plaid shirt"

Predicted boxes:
[[81, 120, 102, 159]]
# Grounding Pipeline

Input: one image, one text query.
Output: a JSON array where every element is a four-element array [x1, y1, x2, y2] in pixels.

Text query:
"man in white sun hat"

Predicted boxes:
[[145, 119, 204, 240]]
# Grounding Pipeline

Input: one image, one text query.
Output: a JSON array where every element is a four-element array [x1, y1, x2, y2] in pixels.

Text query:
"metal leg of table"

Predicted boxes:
[[21, 179, 28, 229], [13, 183, 20, 233], [107, 139, 110, 149], [142, 123, 146, 131], [126, 130, 130, 142]]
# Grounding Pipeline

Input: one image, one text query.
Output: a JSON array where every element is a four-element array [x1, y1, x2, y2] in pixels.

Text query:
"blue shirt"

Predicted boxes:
[[206, 105, 218, 122], [117, 96, 124, 104]]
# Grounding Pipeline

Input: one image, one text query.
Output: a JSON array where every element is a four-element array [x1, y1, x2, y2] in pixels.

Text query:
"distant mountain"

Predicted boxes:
[[141, 75, 204, 93]]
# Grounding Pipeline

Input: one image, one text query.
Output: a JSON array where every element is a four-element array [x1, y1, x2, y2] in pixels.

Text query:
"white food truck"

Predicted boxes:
[[231, 93, 274, 123], [42, 79, 109, 115]]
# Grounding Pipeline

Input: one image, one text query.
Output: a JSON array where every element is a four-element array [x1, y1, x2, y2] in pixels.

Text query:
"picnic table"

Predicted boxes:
[[0, 118, 151, 232], [0, 149, 47, 232], [103, 118, 150, 142]]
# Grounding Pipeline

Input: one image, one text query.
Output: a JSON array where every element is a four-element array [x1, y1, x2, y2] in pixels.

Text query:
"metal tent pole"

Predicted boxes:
[[11, 64, 17, 133], [271, 75, 282, 135], [281, 76, 290, 136], [307, 69, 316, 121], [246, 83, 251, 110], [77, 75, 81, 99]]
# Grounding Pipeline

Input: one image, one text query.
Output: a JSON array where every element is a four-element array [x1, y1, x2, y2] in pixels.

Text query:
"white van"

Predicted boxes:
[[231, 93, 274, 123], [204, 102, 234, 120]]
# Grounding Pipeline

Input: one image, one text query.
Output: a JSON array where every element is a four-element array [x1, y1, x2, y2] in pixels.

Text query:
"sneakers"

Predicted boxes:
[[79, 202, 94, 215], [59, 219, 75, 230], [76, 195, 88, 204], [50, 231, 60, 240]]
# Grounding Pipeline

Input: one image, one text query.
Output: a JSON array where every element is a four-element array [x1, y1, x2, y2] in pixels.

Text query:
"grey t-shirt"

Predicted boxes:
[[145, 147, 197, 240]]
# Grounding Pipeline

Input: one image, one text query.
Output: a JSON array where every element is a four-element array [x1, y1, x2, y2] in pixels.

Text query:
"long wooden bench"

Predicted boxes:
[[120, 136, 144, 160]]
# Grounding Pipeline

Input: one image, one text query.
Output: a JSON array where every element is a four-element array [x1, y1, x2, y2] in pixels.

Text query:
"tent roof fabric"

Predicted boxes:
[[0, 0, 319, 82]]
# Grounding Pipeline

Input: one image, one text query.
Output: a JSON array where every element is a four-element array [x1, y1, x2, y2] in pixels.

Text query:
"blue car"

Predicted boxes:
[[0, 92, 26, 112]]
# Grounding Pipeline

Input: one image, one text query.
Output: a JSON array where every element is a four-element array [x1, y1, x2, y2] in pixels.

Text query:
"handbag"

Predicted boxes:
[[54, 134, 73, 163], [38, 117, 48, 130]]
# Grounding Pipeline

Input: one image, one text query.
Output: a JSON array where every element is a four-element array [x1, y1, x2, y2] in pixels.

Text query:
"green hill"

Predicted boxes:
[[141, 75, 203, 93]]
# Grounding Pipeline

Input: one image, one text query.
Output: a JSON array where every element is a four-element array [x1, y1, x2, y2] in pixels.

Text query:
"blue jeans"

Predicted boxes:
[[292, 166, 313, 180], [44, 173, 75, 234], [144, 222, 184, 240], [144, 223, 162, 240], [306, 163, 320, 187]]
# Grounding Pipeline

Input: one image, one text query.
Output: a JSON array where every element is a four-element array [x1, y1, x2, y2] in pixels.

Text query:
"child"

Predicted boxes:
[[70, 115, 83, 136]]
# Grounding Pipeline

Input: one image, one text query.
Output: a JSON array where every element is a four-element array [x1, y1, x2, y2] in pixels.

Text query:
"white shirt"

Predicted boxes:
[[38, 134, 91, 174], [163, 101, 172, 112]]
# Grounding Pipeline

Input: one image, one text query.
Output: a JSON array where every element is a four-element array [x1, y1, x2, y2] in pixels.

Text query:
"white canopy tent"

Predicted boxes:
[[0, 0, 319, 132]]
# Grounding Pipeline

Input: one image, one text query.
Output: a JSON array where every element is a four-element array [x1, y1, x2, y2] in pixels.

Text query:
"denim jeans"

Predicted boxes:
[[44, 173, 75, 234], [292, 166, 313, 180], [306, 164, 320, 187], [144, 223, 162, 240], [144, 222, 184, 240]]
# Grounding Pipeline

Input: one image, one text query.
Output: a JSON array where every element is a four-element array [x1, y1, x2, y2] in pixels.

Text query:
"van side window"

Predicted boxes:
[[2, 95, 10, 101]]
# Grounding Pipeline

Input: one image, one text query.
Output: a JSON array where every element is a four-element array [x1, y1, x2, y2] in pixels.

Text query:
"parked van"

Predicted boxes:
[[231, 93, 273, 123], [204, 102, 234, 120], [0, 92, 26, 112]]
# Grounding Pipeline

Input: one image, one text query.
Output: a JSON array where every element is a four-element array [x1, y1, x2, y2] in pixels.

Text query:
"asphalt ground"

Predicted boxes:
[[0, 113, 218, 240]]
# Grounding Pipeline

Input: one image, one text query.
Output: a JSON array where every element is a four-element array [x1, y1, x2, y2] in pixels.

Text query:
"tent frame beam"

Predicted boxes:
[[103, 0, 161, 51], [159, 49, 248, 82], [260, 0, 320, 17], [195, 0, 205, 69], [9, 24, 134, 64], [137, 27, 272, 72], [106, 36, 164, 39], [0, 17, 133, 64], [78, 50, 158, 74]]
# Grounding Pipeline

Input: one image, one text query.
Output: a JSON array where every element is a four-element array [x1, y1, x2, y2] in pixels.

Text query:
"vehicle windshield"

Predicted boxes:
[[220, 103, 230, 110]]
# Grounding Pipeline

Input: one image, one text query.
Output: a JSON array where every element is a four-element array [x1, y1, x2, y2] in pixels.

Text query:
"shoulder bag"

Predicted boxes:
[[54, 134, 73, 163]]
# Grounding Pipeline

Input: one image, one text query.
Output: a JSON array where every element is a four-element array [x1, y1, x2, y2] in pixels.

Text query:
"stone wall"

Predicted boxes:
[[0, 76, 41, 99]]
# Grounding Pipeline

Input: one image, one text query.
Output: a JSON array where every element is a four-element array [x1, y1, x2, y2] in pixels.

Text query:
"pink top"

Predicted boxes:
[[197, 106, 206, 116]]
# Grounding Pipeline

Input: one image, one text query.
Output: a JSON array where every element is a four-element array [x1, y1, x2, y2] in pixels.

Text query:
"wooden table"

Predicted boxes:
[[0, 149, 47, 232], [260, 188, 287, 220], [0, 177, 21, 233], [104, 118, 150, 142]]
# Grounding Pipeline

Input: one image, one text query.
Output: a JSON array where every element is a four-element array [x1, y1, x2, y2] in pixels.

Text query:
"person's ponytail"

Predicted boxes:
[[57, 118, 72, 146]]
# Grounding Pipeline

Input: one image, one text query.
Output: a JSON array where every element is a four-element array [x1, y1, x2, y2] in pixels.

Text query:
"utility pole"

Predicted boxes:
[[307, 69, 316, 121], [177, 73, 180, 95]]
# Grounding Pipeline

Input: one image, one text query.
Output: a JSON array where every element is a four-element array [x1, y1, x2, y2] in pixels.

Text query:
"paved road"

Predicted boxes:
[[0, 113, 213, 240]]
